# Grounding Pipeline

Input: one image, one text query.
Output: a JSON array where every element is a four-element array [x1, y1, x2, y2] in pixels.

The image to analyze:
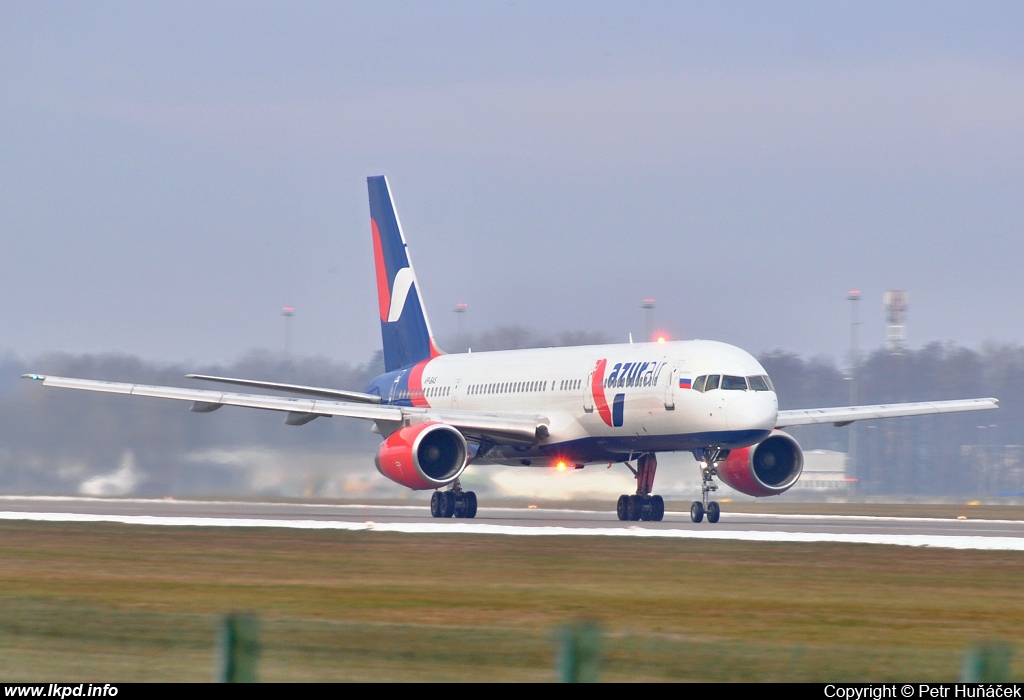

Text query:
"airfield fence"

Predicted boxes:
[[0, 602, 1016, 682]]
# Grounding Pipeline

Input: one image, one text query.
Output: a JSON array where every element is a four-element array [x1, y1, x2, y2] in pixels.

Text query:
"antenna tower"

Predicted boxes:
[[883, 290, 908, 354]]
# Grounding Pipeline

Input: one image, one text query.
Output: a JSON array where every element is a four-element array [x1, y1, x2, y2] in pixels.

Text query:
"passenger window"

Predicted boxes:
[[747, 375, 769, 391], [705, 375, 720, 391], [722, 375, 747, 390], [693, 375, 706, 392]]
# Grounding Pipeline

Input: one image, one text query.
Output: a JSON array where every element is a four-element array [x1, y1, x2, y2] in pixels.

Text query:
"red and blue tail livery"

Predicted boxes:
[[367, 176, 442, 373]]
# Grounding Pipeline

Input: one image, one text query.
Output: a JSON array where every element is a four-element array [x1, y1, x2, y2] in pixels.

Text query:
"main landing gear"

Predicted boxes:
[[616, 453, 665, 522], [690, 448, 727, 524], [429, 479, 478, 519]]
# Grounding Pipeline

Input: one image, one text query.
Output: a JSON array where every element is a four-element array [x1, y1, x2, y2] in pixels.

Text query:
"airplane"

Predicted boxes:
[[24, 176, 999, 523]]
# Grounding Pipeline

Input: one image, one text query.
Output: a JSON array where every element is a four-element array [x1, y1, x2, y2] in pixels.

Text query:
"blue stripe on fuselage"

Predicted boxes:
[[477, 429, 772, 466], [364, 367, 415, 407]]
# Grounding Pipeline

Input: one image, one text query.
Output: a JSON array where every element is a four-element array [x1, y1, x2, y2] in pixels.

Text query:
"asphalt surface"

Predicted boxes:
[[0, 495, 1021, 541]]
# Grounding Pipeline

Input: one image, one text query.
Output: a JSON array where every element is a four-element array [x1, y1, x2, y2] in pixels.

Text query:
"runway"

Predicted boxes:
[[0, 496, 1022, 551]]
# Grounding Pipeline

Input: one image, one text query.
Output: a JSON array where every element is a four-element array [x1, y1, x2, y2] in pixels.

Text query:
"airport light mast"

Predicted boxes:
[[641, 298, 655, 341], [453, 302, 468, 336], [281, 306, 295, 357], [847, 290, 861, 491]]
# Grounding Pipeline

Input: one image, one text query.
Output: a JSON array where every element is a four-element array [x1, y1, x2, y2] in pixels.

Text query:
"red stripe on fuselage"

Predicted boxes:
[[592, 359, 613, 427], [371, 219, 390, 322], [407, 359, 431, 407]]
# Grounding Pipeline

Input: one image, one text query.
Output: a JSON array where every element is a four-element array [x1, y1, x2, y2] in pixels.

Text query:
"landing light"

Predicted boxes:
[[657, 336, 666, 344], [556, 461, 567, 471]]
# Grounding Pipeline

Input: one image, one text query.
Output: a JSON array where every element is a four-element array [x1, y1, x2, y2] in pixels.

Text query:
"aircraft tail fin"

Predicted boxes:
[[367, 176, 443, 372]]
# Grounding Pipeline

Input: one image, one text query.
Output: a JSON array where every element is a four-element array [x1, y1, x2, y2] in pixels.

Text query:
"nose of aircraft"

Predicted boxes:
[[731, 390, 778, 433]]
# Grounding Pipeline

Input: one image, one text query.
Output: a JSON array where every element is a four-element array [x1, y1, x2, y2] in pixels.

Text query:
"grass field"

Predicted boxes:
[[0, 518, 1021, 681]]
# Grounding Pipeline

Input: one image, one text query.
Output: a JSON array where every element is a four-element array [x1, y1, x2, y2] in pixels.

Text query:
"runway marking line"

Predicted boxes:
[[0, 496, 1020, 525]]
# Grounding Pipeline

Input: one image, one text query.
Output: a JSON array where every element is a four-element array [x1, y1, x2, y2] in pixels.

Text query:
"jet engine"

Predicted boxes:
[[716, 430, 803, 497], [374, 422, 469, 490]]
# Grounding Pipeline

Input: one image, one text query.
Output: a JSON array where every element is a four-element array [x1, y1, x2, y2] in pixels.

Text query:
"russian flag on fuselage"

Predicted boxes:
[[679, 377, 692, 389], [367, 176, 442, 373]]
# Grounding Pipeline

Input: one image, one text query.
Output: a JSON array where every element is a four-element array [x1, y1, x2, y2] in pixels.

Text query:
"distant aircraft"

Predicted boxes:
[[24, 176, 999, 523]]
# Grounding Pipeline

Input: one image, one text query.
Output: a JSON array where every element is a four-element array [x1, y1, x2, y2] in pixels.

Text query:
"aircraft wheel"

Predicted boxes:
[[690, 501, 704, 523], [706, 501, 721, 524], [464, 491, 478, 519], [453, 493, 468, 518], [430, 491, 443, 518], [640, 496, 653, 521], [616, 495, 629, 521], [441, 491, 456, 518], [651, 495, 665, 522], [627, 495, 643, 521]]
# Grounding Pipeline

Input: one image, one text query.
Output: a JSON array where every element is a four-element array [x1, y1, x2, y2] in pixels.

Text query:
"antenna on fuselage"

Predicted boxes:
[[628, 333, 634, 344]]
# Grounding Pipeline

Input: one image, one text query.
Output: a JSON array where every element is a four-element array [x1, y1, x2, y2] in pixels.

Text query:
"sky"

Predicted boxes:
[[1, 1, 1022, 369]]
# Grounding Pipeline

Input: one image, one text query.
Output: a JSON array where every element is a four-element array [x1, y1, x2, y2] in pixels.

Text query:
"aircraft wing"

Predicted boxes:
[[22, 374, 548, 445], [775, 398, 998, 428], [183, 374, 382, 403]]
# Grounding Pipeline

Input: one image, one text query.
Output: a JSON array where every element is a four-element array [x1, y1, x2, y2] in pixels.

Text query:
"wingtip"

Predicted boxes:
[[22, 373, 45, 381]]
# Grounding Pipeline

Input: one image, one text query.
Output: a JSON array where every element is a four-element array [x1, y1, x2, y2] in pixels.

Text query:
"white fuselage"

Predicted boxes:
[[367, 339, 778, 466]]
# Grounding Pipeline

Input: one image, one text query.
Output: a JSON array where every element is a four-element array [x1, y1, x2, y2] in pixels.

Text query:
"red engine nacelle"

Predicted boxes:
[[716, 430, 804, 497], [374, 422, 469, 490]]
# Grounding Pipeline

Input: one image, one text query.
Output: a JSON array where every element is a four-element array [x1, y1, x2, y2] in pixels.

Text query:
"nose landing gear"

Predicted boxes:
[[615, 453, 665, 522], [690, 448, 727, 523]]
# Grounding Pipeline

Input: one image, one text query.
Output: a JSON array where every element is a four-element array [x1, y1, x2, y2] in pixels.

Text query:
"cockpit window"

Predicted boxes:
[[747, 375, 770, 391], [722, 375, 747, 390], [692, 375, 707, 392], [704, 374, 721, 391]]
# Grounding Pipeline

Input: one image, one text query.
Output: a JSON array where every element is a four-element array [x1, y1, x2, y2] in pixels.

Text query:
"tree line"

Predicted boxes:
[[0, 331, 1020, 497], [761, 342, 1024, 496]]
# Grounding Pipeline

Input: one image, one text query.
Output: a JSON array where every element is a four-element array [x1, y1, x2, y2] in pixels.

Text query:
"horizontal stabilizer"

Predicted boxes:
[[776, 398, 998, 428]]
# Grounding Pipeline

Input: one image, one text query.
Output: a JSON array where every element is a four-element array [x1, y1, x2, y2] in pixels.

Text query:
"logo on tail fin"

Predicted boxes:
[[371, 219, 416, 323], [386, 268, 416, 322]]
